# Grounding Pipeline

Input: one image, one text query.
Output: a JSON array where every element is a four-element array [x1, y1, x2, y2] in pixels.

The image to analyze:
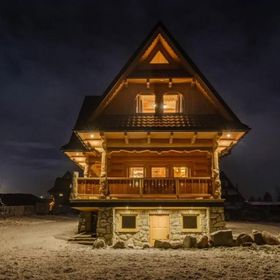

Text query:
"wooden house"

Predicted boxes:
[[62, 23, 249, 246]]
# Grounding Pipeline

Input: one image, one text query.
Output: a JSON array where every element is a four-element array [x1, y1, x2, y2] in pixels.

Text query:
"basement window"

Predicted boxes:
[[121, 215, 137, 230], [182, 215, 199, 231]]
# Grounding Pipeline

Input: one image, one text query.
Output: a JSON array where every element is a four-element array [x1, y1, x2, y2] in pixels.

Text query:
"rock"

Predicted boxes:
[[126, 239, 134, 249], [210, 229, 234, 247], [183, 236, 197, 248], [154, 240, 171, 249], [242, 242, 253, 247], [142, 243, 150, 249], [262, 231, 280, 245], [113, 240, 125, 249], [170, 241, 183, 249], [197, 235, 209, 248], [252, 230, 265, 245], [236, 233, 254, 246], [93, 238, 106, 249]]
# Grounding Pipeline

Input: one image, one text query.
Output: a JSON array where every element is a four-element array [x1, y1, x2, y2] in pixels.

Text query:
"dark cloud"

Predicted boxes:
[[0, 0, 280, 198]]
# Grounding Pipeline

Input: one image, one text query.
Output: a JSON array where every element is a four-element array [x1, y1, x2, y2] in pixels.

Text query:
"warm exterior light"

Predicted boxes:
[[227, 133, 231, 138], [76, 152, 79, 156], [59, 193, 63, 197], [90, 134, 94, 138]]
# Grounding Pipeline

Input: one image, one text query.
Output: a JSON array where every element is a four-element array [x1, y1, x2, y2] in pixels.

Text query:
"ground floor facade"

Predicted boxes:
[[78, 205, 225, 247]]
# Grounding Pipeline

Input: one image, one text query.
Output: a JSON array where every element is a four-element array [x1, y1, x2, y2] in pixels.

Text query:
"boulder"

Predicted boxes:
[[170, 241, 183, 249], [262, 231, 280, 245], [252, 230, 265, 245], [210, 229, 234, 247], [183, 236, 197, 248], [142, 243, 150, 249], [197, 235, 209, 249], [242, 242, 253, 247], [113, 240, 126, 249], [126, 239, 134, 249], [236, 233, 254, 246], [93, 238, 106, 249], [154, 240, 171, 249]]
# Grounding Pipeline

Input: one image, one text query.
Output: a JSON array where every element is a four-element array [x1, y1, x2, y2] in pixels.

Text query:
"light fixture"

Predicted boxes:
[[146, 79, 150, 88], [76, 152, 79, 156], [226, 133, 231, 138], [153, 104, 157, 108], [90, 134, 94, 138], [168, 78, 172, 88], [163, 105, 167, 109]]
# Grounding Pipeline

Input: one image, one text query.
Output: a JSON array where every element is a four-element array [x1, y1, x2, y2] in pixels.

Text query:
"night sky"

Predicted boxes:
[[1, 0, 280, 199]]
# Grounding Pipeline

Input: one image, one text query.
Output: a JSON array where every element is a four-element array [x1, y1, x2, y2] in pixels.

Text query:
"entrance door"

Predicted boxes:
[[149, 214, 170, 245]]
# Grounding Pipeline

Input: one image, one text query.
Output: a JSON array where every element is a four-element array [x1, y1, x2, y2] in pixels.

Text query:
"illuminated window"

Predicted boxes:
[[151, 167, 167, 178], [129, 167, 144, 178], [136, 94, 156, 113], [182, 215, 198, 229], [163, 94, 183, 113], [150, 51, 169, 64], [173, 167, 188, 178]]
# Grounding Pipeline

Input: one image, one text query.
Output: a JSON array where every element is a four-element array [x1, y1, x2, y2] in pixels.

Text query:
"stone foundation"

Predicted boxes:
[[96, 208, 113, 245], [209, 207, 225, 232], [92, 206, 225, 247]]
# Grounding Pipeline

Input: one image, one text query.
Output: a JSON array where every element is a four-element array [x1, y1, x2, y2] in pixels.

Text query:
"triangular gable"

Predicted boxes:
[[87, 22, 244, 125], [150, 50, 169, 64]]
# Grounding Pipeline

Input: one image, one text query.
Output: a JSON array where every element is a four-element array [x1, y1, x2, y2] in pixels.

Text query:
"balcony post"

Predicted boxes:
[[99, 144, 109, 198], [72, 171, 79, 199], [212, 137, 222, 199], [84, 156, 89, 177]]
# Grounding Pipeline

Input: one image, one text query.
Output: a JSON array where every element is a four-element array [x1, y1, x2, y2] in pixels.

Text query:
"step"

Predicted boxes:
[[68, 238, 96, 242]]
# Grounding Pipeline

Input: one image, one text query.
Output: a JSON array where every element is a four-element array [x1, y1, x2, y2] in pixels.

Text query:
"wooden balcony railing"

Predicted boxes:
[[73, 177, 213, 199]]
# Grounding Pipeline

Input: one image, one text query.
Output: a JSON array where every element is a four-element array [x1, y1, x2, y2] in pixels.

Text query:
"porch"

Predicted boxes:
[[72, 177, 213, 200]]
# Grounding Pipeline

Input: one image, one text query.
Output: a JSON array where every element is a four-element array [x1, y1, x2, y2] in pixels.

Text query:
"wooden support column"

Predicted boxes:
[[84, 156, 89, 177], [72, 171, 79, 199], [99, 140, 109, 198], [212, 135, 222, 199]]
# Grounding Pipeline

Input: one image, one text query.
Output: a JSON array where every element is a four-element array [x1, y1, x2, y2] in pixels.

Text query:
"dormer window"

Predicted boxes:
[[163, 94, 183, 113], [136, 94, 155, 113]]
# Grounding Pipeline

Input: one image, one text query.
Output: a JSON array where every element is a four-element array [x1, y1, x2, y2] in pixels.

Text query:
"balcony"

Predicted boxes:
[[73, 177, 213, 200]]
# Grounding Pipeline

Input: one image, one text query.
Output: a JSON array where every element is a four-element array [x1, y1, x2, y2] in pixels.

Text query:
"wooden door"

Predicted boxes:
[[149, 214, 170, 245]]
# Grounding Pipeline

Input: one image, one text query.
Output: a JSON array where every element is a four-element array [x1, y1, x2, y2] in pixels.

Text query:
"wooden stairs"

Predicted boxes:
[[68, 233, 96, 245]]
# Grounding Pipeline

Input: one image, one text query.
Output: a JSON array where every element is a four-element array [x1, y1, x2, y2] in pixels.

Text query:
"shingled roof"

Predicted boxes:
[[75, 113, 248, 132]]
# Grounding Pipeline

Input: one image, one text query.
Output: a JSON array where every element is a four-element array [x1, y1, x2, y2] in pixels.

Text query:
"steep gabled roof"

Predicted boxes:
[[86, 22, 246, 126]]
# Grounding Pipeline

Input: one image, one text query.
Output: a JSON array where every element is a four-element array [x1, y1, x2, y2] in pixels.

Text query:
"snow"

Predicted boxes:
[[0, 216, 280, 279]]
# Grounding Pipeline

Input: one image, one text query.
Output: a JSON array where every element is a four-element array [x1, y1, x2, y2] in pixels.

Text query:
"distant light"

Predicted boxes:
[[76, 152, 79, 156], [226, 133, 231, 138], [59, 193, 63, 197], [40, 195, 44, 199], [90, 134, 94, 138]]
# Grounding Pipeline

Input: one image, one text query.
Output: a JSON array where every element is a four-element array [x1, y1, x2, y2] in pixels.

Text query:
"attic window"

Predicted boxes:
[[163, 94, 183, 113], [150, 51, 169, 64], [136, 94, 156, 113]]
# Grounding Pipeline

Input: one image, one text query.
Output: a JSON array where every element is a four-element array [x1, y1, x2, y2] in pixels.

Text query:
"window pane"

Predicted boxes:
[[183, 216, 197, 229], [163, 95, 180, 113], [173, 167, 188, 178], [138, 95, 155, 113], [151, 167, 166, 177], [122, 216, 136, 229], [129, 167, 144, 178]]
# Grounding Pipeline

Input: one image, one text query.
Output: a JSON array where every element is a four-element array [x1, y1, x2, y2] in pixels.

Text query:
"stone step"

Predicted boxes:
[[77, 241, 94, 245]]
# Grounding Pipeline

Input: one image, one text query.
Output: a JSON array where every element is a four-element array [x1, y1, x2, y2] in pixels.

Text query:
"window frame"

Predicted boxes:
[[173, 166, 189, 178], [136, 93, 156, 114], [163, 93, 184, 114], [181, 214, 201, 233], [151, 167, 168, 178], [118, 214, 138, 233], [129, 166, 145, 178]]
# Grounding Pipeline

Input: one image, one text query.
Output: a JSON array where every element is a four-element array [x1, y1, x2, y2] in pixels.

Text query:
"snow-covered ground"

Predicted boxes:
[[0, 216, 279, 280]]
